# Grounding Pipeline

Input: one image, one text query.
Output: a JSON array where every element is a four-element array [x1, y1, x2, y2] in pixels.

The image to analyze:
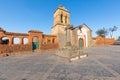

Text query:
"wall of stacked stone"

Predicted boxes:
[[0, 44, 32, 57], [41, 44, 59, 50], [0, 45, 8, 56], [94, 36, 115, 46], [41, 34, 59, 49], [0, 29, 59, 57], [104, 38, 115, 45]]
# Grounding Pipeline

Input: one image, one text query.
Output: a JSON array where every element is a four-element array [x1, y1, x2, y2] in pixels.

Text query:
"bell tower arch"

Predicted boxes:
[[53, 6, 70, 27]]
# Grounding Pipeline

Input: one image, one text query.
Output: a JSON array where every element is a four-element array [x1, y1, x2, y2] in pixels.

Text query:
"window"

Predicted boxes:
[[23, 38, 28, 44], [13, 37, 20, 44], [47, 39, 51, 43], [2, 37, 9, 44], [61, 14, 63, 23]]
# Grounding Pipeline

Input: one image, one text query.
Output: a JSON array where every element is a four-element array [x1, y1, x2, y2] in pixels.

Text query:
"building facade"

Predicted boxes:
[[51, 6, 93, 48]]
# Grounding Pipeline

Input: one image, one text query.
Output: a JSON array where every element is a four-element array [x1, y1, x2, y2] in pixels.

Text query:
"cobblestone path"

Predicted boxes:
[[0, 45, 120, 80]]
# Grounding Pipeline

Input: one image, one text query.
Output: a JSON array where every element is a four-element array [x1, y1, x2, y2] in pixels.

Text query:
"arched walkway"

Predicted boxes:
[[1, 37, 9, 44]]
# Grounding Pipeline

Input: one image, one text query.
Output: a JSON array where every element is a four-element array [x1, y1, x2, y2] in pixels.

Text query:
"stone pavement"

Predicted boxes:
[[0, 45, 120, 80]]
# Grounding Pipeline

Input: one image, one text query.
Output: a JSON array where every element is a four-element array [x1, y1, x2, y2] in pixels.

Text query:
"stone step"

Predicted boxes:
[[69, 54, 88, 62]]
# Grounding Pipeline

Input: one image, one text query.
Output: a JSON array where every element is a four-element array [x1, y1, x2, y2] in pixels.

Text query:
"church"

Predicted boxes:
[[51, 6, 93, 48]]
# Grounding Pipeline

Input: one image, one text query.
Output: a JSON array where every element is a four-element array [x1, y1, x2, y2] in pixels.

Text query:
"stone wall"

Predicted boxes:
[[52, 24, 67, 48], [104, 38, 115, 45], [41, 34, 59, 49], [87, 30, 93, 47], [0, 44, 32, 57], [70, 28, 79, 47], [41, 44, 59, 50], [57, 33, 66, 48], [94, 36, 115, 46], [0, 29, 59, 57]]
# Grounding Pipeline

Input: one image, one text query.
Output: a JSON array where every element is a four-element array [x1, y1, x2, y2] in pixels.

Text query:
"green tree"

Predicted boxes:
[[109, 26, 118, 38], [96, 28, 108, 38]]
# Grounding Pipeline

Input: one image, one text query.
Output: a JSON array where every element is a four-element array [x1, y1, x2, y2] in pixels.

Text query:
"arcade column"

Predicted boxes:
[[9, 36, 13, 45], [0, 37, 2, 44], [20, 37, 23, 45]]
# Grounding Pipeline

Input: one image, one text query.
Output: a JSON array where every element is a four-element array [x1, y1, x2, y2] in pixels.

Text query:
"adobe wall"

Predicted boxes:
[[0, 29, 59, 57], [41, 34, 59, 49], [94, 36, 115, 46], [0, 29, 32, 56], [104, 38, 115, 45], [0, 44, 32, 57]]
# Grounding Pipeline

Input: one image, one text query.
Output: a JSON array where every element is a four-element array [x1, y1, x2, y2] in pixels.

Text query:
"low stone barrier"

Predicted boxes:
[[56, 47, 88, 62], [41, 44, 59, 50], [0, 44, 32, 57]]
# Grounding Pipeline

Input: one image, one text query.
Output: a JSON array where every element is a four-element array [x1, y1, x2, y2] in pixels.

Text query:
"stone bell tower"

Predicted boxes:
[[51, 5, 70, 48]]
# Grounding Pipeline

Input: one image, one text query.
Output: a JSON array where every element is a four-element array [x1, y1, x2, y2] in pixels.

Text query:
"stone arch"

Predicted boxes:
[[1, 36, 9, 44], [13, 37, 20, 44], [23, 38, 28, 44], [32, 36, 39, 50]]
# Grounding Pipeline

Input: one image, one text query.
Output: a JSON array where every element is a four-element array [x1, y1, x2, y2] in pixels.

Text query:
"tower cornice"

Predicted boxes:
[[54, 6, 70, 14]]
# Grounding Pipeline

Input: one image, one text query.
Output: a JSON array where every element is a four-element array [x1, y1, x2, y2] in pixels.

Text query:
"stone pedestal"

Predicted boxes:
[[56, 47, 88, 62]]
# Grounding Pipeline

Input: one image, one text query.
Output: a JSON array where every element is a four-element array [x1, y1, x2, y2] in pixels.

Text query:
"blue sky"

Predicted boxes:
[[0, 0, 120, 39]]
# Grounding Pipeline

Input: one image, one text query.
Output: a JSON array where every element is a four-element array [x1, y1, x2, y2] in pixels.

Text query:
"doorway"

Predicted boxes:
[[79, 38, 83, 48], [32, 37, 39, 50]]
